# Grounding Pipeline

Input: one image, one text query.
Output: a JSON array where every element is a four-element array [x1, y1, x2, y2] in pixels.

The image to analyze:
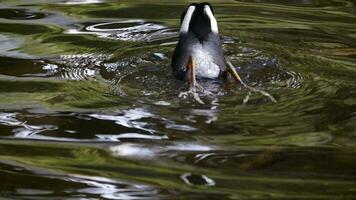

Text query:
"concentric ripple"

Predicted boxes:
[[67, 20, 176, 42], [1, 0, 356, 199], [42, 54, 109, 80], [0, 8, 46, 20]]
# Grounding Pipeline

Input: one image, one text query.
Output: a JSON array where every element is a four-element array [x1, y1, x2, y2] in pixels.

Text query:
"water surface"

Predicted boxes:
[[0, 0, 356, 199]]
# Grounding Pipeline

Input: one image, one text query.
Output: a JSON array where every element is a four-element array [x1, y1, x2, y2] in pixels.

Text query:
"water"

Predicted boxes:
[[0, 0, 356, 199]]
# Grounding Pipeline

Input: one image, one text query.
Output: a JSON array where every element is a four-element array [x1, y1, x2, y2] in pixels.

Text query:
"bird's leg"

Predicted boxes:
[[225, 60, 277, 103], [187, 55, 196, 88], [187, 56, 203, 91], [178, 56, 205, 104]]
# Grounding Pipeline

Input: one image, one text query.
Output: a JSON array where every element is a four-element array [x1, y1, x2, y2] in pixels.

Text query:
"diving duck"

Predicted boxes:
[[171, 2, 243, 88], [171, 3, 276, 103]]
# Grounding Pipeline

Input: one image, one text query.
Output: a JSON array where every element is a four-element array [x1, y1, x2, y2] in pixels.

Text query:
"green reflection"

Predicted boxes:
[[0, 0, 355, 199]]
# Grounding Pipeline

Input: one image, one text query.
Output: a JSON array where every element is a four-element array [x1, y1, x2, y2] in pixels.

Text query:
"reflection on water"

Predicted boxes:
[[66, 175, 160, 200], [67, 20, 176, 42], [90, 108, 157, 134], [0, 34, 30, 58], [0, 112, 57, 138], [61, 0, 106, 5], [0, 8, 46, 20], [110, 142, 213, 159], [179, 173, 215, 186], [0, 160, 161, 200], [0, 0, 356, 199], [44, 54, 107, 80]]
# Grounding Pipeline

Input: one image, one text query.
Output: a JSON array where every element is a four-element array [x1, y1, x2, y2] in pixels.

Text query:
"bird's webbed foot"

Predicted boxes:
[[178, 56, 205, 104], [224, 60, 277, 104], [178, 86, 205, 104]]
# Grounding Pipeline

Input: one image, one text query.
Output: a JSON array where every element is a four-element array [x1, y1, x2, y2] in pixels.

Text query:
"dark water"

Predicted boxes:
[[0, 0, 356, 199]]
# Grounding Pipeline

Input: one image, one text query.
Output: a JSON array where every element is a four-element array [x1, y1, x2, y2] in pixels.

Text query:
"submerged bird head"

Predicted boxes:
[[179, 2, 219, 43]]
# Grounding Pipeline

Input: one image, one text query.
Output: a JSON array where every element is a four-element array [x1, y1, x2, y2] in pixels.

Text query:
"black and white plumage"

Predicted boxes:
[[171, 3, 277, 104], [171, 3, 226, 81]]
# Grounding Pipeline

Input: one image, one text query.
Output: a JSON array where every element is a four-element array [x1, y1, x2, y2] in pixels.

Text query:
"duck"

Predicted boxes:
[[171, 2, 243, 89], [171, 2, 276, 103]]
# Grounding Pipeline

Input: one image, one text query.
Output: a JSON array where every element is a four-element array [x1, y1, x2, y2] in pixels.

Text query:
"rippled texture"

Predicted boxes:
[[0, 0, 356, 199]]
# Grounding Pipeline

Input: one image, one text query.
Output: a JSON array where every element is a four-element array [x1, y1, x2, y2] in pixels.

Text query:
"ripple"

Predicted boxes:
[[0, 160, 161, 200], [0, 112, 57, 138], [110, 142, 214, 160], [0, 108, 177, 143], [228, 50, 304, 89], [60, 0, 106, 4], [43, 61, 97, 80], [90, 108, 157, 134], [154, 100, 171, 106], [96, 133, 168, 141], [0, 1, 355, 199], [42, 63, 58, 74], [179, 173, 215, 186], [43, 53, 109, 80], [0, 8, 46, 20], [60, 67, 97, 80], [0, 113, 21, 126], [0, 34, 32, 58], [110, 143, 157, 159], [3, 109, 155, 142], [236, 0, 352, 7], [67, 20, 175, 42], [67, 175, 159, 200], [164, 122, 197, 132], [284, 70, 303, 88]]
